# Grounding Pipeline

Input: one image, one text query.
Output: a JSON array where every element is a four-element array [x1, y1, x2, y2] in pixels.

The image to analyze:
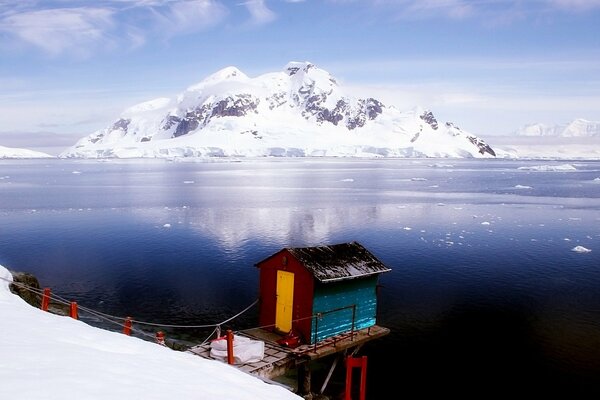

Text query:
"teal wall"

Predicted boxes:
[[310, 276, 378, 343]]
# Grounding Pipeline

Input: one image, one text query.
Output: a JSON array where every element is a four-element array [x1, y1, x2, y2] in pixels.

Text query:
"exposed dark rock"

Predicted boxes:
[[8, 271, 70, 315], [9, 271, 41, 307], [420, 110, 439, 130], [162, 115, 181, 131], [168, 103, 211, 138], [467, 135, 496, 156], [240, 130, 262, 139], [365, 98, 384, 120], [174, 117, 200, 138], [411, 129, 422, 143], [286, 66, 300, 76], [111, 118, 130, 132], [268, 92, 287, 110], [212, 94, 259, 118], [140, 137, 151, 142]]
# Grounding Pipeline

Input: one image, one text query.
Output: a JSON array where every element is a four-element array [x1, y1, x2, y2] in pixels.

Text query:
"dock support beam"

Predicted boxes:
[[320, 355, 340, 394], [297, 363, 311, 396], [345, 355, 367, 400]]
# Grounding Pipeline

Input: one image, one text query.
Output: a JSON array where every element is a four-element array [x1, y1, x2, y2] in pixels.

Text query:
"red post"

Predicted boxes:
[[41, 288, 51, 311], [345, 355, 368, 400], [226, 329, 234, 365], [123, 317, 132, 336], [156, 331, 165, 345], [69, 301, 78, 320]]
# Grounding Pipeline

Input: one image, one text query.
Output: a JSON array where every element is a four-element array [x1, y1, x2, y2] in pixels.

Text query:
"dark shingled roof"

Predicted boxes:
[[286, 241, 391, 283]]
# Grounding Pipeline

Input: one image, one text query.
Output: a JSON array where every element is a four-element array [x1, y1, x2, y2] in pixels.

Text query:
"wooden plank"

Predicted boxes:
[[187, 325, 390, 381]]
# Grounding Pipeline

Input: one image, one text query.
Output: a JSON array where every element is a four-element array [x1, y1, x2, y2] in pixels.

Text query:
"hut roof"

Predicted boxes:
[[286, 241, 391, 283]]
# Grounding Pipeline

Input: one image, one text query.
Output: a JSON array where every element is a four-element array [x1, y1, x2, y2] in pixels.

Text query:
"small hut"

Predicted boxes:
[[255, 241, 391, 344]]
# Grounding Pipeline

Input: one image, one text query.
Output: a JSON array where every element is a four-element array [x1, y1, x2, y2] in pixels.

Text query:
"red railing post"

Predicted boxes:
[[156, 331, 165, 345], [226, 329, 234, 365], [69, 301, 78, 320], [123, 317, 132, 336], [41, 288, 51, 311]]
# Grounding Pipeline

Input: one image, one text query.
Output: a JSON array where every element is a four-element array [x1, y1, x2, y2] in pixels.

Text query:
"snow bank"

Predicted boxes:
[[0, 265, 300, 400]]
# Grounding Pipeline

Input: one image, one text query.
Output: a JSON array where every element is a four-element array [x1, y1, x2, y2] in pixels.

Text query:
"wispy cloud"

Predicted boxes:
[[402, 0, 475, 20], [149, 0, 228, 37], [241, 0, 276, 25], [0, 0, 229, 56], [327, 0, 600, 22], [547, 0, 600, 11], [0, 7, 116, 56]]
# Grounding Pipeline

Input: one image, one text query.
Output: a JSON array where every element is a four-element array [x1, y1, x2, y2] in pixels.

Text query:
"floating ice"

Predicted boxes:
[[340, 178, 354, 182], [183, 181, 195, 184], [411, 178, 427, 181], [514, 185, 532, 189], [403, 227, 412, 231], [481, 221, 491, 225], [72, 171, 82, 174], [517, 164, 577, 172], [571, 246, 592, 253], [163, 223, 171, 228], [429, 163, 454, 168], [593, 177, 600, 182]]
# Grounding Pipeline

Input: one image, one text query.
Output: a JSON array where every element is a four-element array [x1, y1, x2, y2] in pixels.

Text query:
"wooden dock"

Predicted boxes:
[[187, 325, 389, 383]]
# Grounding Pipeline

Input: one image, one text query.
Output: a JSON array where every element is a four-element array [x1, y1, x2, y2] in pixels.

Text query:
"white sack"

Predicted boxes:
[[210, 334, 265, 364]]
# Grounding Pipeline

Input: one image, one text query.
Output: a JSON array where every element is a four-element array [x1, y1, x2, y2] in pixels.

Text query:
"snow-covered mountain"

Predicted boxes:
[[60, 62, 496, 159], [0, 145, 53, 159], [515, 118, 600, 137]]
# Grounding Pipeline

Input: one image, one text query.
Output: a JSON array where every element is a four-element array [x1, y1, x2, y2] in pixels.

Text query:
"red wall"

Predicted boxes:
[[257, 249, 314, 344]]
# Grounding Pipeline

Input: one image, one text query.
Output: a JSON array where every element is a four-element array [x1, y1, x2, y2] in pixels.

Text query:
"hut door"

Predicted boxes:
[[275, 270, 294, 333]]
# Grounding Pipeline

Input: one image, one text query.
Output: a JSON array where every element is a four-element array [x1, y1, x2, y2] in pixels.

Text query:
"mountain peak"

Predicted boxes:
[[187, 66, 248, 92], [60, 62, 496, 159], [516, 118, 600, 137], [284, 61, 315, 76]]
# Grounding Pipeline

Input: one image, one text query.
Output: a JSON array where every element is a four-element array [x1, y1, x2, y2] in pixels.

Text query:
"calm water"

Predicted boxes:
[[1, 158, 599, 398]]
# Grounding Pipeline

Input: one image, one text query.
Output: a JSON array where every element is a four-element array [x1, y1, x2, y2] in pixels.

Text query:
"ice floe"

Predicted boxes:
[[571, 246, 592, 253], [517, 164, 577, 172]]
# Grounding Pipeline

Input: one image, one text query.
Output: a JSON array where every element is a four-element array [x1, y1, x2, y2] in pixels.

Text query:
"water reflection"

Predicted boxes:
[[0, 158, 599, 397]]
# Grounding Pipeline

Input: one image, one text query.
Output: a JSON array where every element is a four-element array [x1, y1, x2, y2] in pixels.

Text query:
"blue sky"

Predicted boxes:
[[1, 0, 599, 150]]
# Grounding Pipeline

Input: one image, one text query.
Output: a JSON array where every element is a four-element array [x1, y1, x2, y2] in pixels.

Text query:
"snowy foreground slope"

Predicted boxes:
[[0, 145, 53, 159], [60, 62, 496, 159], [0, 266, 300, 400]]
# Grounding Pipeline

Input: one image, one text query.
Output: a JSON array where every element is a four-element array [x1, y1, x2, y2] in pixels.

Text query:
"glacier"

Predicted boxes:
[[0, 145, 53, 159]]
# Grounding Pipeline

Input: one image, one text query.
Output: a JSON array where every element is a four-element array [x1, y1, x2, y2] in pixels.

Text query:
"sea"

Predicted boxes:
[[1, 158, 599, 398]]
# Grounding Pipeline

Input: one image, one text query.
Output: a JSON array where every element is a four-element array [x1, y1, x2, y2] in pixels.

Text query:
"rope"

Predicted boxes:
[[1, 275, 258, 331], [5, 275, 360, 350], [129, 299, 258, 328]]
